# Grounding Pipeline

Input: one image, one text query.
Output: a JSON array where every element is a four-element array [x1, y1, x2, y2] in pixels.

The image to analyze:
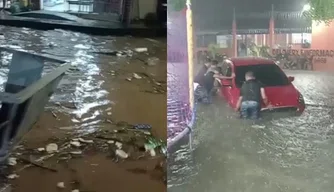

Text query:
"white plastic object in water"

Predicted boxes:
[[78, 138, 94, 144], [70, 141, 81, 147], [115, 142, 122, 149], [134, 48, 148, 52], [46, 143, 58, 153], [57, 182, 65, 188], [115, 149, 128, 159], [7, 157, 17, 166]]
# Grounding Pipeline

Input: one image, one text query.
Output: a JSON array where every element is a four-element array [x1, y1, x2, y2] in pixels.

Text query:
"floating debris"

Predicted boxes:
[[19, 157, 58, 172], [70, 151, 83, 155], [78, 138, 94, 144], [144, 143, 155, 152], [92, 50, 117, 56], [134, 48, 148, 52], [70, 141, 81, 147], [143, 131, 151, 135], [147, 57, 159, 66], [126, 77, 132, 82], [149, 149, 156, 157], [7, 157, 17, 166], [115, 149, 128, 159], [144, 137, 167, 155], [251, 125, 266, 129], [93, 50, 133, 57], [107, 140, 115, 144], [117, 52, 127, 57], [145, 38, 160, 44], [7, 174, 19, 179], [110, 70, 116, 76], [46, 143, 58, 153], [47, 42, 57, 47], [115, 142, 122, 149], [71, 190, 80, 192], [37, 147, 46, 152], [134, 124, 152, 130], [57, 182, 65, 189], [74, 44, 90, 49], [133, 73, 142, 79]]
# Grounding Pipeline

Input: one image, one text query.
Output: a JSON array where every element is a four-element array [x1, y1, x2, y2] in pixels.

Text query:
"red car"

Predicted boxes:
[[219, 57, 305, 114]]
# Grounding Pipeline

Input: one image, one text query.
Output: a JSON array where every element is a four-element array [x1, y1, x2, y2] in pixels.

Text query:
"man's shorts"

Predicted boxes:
[[240, 101, 260, 119]]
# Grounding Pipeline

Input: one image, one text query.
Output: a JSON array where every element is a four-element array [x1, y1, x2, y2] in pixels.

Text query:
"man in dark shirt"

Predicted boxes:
[[195, 65, 233, 104], [235, 71, 268, 119], [194, 58, 214, 86], [203, 66, 219, 94], [194, 58, 214, 104], [194, 63, 215, 104]]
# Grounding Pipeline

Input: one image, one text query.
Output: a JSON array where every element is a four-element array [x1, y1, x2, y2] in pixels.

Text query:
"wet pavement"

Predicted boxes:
[[0, 26, 166, 191], [168, 70, 334, 192]]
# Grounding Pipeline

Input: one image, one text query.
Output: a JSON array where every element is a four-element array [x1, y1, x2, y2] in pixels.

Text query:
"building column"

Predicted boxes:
[[232, 8, 237, 57], [186, 0, 194, 110]]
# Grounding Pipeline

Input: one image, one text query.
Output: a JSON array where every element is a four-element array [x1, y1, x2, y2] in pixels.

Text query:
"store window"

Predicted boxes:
[[292, 33, 312, 44], [196, 34, 217, 48], [216, 35, 229, 48]]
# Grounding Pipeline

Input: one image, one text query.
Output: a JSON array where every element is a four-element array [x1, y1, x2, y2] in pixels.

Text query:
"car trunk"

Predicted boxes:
[[263, 85, 299, 108]]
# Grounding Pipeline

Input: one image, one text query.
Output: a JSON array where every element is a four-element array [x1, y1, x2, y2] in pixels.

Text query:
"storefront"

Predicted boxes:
[[40, 0, 90, 12]]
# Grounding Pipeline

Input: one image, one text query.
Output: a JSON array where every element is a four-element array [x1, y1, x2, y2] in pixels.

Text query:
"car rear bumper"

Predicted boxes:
[[261, 104, 305, 114]]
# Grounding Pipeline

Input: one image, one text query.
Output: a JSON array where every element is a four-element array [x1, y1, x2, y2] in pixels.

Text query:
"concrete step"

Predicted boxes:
[[68, 12, 120, 22]]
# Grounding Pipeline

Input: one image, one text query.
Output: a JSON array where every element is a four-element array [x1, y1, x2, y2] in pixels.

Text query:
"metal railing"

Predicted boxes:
[[0, 46, 70, 163]]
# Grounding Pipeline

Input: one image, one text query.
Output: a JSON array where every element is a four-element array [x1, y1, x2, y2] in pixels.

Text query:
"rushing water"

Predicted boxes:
[[0, 26, 167, 192], [168, 70, 334, 192], [0, 26, 157, 134]]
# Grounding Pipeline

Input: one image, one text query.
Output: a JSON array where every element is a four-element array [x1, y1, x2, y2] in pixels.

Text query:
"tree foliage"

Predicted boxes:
[[208, 44, 220, 59], [304, 0, 334, 22]]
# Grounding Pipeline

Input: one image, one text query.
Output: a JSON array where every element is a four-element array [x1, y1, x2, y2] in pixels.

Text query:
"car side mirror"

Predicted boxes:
[[221, 79, 232, 87], [288, 76, 295, 82]]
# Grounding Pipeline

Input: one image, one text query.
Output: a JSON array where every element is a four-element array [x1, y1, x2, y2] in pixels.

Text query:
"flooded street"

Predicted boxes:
[[168, 70, 334, 192], [0, 26, 166, 191]]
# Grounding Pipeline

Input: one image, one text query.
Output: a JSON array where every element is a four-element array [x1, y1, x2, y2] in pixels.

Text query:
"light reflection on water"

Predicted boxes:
[[168, 71, 334, 192]]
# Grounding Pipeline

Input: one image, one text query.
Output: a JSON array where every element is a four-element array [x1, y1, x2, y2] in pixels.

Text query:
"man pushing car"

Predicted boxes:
[[235, 71, 270, 119]]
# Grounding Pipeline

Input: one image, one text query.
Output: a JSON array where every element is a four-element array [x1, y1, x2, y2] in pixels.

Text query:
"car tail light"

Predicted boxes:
[[298, 93, 305, 105]]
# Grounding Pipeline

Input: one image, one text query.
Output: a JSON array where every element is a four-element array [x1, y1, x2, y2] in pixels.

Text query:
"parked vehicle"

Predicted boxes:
[[218, 57, 305, 114]]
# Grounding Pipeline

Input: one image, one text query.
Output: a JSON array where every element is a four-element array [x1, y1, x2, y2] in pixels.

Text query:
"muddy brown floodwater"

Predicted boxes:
[[0, 27, 166, 192]]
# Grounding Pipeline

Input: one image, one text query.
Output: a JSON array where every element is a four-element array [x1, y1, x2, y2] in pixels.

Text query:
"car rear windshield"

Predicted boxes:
[[235, 64, 289, 88]]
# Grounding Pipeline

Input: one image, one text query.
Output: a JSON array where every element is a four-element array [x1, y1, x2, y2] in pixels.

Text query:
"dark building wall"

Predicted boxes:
[[31, 0, 41, 10], [192, 0, 310, 32]]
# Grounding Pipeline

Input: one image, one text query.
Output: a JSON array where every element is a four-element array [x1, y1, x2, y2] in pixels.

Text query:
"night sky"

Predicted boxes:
[[192, 0, 310, 31]]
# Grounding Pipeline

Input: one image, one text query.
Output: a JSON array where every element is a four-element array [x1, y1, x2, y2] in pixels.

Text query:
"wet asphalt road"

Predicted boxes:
[[168, 70, 334, 192]]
